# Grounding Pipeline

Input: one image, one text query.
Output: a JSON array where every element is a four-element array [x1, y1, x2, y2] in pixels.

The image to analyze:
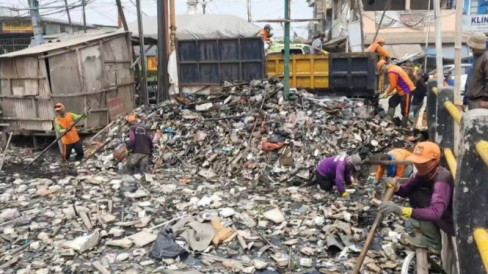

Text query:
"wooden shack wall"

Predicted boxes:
[[0, 56, 54, 131], [0, 32, 135, 134], [48, 33, 135, 132]]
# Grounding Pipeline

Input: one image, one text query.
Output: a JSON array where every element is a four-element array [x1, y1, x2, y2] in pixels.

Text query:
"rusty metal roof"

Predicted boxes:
[[0, 30, 127, 58]]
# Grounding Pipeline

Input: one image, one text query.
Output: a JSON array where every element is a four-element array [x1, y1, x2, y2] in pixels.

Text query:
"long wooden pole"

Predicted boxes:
[[63, 0, 73, 34], [0, 132, 13, 171], [157, 0, 170, 102], [115, 0, 129, 31], [82, 0, 86, 33], [352, 179, 399, 273], [424, 0, 432, 70], [284, 0, 291, 100], [169, 0, 176, 53], [454, 0, 464, 105], [247, 0, 252, 22], [434, 0, 444, 90], [136, 0, 149, 105]]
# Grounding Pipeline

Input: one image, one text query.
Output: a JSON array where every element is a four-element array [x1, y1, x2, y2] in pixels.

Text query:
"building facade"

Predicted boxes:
[[0, 15, 103, 54]]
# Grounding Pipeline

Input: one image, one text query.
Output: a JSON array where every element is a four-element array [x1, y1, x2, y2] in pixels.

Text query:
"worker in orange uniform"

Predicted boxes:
[[54, 103, 86, 161], [378, 60, 416, 127], [373, 148, 413, 184], [367, 38, 392, 59], [257, 24, 273, 42]]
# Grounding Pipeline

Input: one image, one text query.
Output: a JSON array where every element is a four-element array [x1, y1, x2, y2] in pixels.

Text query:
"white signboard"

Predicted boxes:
[[463, 15, 488, 33]]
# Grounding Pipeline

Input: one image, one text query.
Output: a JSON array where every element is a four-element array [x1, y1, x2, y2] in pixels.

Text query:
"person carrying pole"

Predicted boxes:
[[378, 60, 416, 127], [54, 103, 85, 161], [378, 141, 454, 254], [373, 148, 413, 184], [304, 154, 362, 199]]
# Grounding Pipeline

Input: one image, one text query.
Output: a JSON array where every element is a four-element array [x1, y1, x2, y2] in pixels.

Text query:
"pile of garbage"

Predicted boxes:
[[0, 79, 414, 273]]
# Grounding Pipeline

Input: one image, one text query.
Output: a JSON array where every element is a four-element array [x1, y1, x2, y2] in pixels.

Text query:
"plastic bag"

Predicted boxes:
[[150, 229, 187, 260]]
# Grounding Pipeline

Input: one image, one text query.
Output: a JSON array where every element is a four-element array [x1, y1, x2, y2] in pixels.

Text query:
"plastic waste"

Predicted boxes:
[[150, 229, 188, 260]]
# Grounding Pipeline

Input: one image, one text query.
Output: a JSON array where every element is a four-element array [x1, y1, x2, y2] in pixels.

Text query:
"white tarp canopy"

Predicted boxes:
[[128, 14, 261, 40]]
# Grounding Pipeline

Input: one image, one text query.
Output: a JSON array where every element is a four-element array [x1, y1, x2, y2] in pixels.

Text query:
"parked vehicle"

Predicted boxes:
[[428, 64, 471, 94], [268, 43, 313, 55], [266, 52, 378, 98]]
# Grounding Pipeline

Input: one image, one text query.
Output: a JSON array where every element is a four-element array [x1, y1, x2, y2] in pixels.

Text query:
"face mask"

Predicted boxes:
[[415, 159, 440, 177]]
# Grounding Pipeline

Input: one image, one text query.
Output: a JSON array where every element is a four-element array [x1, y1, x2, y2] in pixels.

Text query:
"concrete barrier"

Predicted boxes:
[[454, 109, 488, 274]]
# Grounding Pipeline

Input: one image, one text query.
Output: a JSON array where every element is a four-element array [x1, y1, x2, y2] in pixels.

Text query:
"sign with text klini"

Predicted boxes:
[[464, 15, 488, 33]]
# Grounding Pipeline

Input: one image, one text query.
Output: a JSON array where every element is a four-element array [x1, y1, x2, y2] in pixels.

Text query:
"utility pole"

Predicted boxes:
[[454, 0, 464, 105], [157, 0, 170, 102], [424, 0, 432, 69], [434, 0, 443, 91], [137, 0, 149, 105], [63, 0, 73, 34], [169, 0, 176, 52], [115, 0, 129, 31], [28, 0, 44, 46], [202, 0, 207, 14], [247, 0, 252, 22], [284, 0, 290, 100], [82, 0, 86, 33]]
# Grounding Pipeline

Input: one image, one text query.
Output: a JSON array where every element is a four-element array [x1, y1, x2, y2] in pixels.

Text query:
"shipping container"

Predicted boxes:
[[176, 37, 266, 86]]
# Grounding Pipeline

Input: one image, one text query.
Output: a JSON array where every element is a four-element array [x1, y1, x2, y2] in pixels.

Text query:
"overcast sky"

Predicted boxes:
[[5, 0, 313, 38]]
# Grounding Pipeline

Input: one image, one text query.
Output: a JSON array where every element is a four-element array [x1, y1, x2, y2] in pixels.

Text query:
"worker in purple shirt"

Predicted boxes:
[[379, 141, 454, 254], [306, 154, 362, 198]]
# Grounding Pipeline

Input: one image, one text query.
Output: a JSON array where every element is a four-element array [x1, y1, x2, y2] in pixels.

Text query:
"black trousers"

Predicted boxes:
[[64, 140, 84, 161], [408, 187, 455, 236], [388, 93, 412, 119], [312, 171, 334, 191]]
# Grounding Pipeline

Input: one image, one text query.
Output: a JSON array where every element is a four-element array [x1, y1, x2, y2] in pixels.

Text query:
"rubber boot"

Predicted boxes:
[[406, 220, 442, 254], [401, 116, 409, 128], [387, 107, 396, 120]]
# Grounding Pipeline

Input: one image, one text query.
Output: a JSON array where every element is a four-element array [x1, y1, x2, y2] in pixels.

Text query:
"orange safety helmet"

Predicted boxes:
[[376, 38, 386, 45], [406, 141, 441, 176], [54, 103, 65, 112], [127, 115, 138, 124], [377, 60, 387, 72]]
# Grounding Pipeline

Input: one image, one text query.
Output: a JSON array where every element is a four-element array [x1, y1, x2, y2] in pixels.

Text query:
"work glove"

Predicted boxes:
[[379, 201, 412, 218], [381, 92, 390, 99], [384, 177, 400, 191], [342, 192, 351, 200], [211, 219, 235, 246]]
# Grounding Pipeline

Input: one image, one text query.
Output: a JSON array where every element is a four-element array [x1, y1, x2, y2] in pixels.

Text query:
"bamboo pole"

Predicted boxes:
[[352, 179, 400, 273]]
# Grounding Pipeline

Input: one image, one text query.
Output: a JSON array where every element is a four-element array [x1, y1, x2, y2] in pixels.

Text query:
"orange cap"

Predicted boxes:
[[376, 38, 386, 45], [127, 115, 138, 124], [54, 103, 65, 112], [406, 141, 441, 164], [377, 60, 387, 72]]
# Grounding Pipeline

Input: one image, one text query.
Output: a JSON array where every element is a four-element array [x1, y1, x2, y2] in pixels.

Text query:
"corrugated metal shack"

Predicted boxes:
[[0, 30, 135, 135]]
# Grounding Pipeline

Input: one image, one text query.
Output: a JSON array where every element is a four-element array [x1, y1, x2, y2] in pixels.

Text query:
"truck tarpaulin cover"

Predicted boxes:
[[128, 14, 262, 40]]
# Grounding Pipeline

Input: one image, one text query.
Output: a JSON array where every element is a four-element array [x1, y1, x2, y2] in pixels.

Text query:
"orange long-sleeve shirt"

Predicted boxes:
[[367, 43, 392, 58], [386, 65, 416, 96], [375, 148, 413, 181]]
